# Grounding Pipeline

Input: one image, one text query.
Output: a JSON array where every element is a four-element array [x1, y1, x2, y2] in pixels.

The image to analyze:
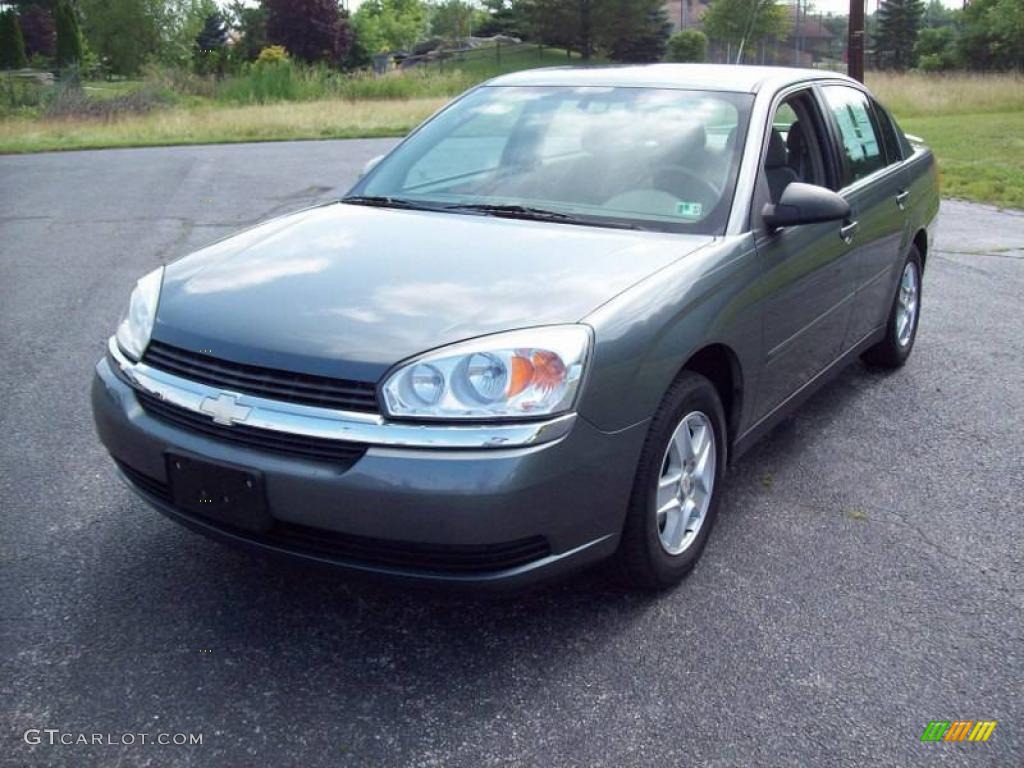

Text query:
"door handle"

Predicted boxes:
[[839, 221, 859, 244], [895, 189, 910, 210]]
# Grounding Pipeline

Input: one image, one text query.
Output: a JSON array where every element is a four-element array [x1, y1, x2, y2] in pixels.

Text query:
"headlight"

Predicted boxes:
[[115, 266, 164, 361], [381, 325, 592, 420]]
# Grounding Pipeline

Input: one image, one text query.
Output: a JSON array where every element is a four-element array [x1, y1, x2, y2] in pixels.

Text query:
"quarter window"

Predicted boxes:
[[873, 101, 905, 164], [821, 86, 886, 186]]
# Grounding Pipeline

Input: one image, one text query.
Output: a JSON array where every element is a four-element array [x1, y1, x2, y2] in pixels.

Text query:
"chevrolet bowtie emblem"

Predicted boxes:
[[199, 393, 252, 425]]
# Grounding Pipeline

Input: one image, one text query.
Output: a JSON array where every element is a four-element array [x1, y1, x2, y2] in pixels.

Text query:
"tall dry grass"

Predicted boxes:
[[0, 98, 447, 153], [866, 71, 1024, 117]]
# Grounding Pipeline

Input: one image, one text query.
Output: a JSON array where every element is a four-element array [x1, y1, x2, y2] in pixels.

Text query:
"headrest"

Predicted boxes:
[[582, 116, 706, 163], [786, 120, 806, 155], [765, 129, 788, 169]]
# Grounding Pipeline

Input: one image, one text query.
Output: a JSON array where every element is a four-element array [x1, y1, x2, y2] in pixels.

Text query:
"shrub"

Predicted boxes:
[[666, 30, 707, 63], [914, 27, 958, 71], [44, 80, 173, 120], [257, 45, 289, 64], [0, 74, 49, 115]]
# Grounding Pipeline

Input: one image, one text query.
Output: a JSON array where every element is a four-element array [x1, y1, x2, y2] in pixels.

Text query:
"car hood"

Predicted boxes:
[[154, 202, 712, 381]]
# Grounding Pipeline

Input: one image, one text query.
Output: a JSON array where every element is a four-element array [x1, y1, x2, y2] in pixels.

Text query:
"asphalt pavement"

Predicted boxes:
[[1, 140, 1022, 767]]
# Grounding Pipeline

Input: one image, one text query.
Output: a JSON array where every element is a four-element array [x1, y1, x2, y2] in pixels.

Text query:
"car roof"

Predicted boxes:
[[486, 63, 857, 94]]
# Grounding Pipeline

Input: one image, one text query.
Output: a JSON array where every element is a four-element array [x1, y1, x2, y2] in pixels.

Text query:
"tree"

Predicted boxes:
[[872, 0, 925, 70], [194, 11, 227, 74], [430, 0, 480, 45], [605, 2, 672, 62], [522, 0, 672, 61], [666, 29, 708, 62], [0, 10, 28, 69], [78, 0, 162, 75], [158, 0, 222, 70], [957, 0, 1024, 71], [476, 0, 531, 39], [351, 0, 428, 53], [914, 25, 957, 70], [54, 1, 83, 69], [19, 4, 56, 60], [922, 0, 956, 28], [226, 0, 268, 62], [265, 0, 352, 63], [702, 0, 790, 62]]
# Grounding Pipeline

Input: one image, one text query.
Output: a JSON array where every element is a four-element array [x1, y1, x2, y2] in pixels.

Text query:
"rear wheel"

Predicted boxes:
[[863, 247, 922, 368], [617, 372, 727, 589]]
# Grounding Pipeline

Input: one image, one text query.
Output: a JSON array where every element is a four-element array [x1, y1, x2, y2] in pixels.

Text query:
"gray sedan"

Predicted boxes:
[[92, 64, 939, 589]]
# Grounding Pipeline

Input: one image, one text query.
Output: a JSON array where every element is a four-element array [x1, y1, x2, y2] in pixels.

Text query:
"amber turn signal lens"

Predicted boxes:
[[507, 354, 534, 397]]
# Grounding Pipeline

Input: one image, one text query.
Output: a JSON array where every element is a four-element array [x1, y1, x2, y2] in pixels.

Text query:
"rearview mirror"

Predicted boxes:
[[762, 183, 851, 230], [359, 154, 385, 179]]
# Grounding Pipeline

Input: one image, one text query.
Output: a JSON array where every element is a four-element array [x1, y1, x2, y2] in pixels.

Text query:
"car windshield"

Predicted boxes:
[[350, 85, 753, 234]]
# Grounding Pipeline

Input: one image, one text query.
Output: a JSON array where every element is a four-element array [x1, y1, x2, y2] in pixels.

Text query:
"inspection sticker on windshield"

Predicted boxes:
[[676, 202, 703, 218]]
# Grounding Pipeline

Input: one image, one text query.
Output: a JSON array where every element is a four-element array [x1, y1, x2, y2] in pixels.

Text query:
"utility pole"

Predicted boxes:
[[848, 0, 865, 82]]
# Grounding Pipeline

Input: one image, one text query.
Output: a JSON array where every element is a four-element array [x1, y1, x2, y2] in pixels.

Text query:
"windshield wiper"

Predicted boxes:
[[442, 203, 644, 230], [341, 195, 436, 211]]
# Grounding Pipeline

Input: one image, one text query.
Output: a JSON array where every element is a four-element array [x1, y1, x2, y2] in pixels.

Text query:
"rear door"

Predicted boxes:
[[817, 85, 909, 348]]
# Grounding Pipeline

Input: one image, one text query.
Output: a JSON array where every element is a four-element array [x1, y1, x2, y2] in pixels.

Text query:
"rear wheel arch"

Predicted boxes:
[[913, 228, 928, 272]]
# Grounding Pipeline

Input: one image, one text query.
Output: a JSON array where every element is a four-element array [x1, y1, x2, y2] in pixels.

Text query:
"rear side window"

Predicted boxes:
[[821, 85, 886, 186], [872, 101, 904, 164]]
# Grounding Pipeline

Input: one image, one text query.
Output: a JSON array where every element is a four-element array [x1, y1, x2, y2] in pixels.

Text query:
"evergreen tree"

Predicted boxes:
[[524, 0, 673, 61], [194, 12, 228, 74], [0, 10, 28, 69], [872, 0, 925, 70], [54, 0, 84, 70], [606, 2, 672, 63]]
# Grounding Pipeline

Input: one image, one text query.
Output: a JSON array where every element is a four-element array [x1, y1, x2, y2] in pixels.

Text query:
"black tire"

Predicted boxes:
[[862, 246, 923, 368], [616, 372, 727, 590]]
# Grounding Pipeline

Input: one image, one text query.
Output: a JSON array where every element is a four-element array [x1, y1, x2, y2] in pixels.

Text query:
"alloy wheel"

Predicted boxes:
[[896, 261, 919, 347], [655, 411, 716, 555]]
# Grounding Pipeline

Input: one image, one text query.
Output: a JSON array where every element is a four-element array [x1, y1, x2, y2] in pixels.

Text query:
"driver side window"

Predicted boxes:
[[761, 92, 829, 205]]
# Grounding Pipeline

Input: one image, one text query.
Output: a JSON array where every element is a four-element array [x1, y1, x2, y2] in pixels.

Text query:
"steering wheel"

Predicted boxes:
[[653, 166, 721, 205]]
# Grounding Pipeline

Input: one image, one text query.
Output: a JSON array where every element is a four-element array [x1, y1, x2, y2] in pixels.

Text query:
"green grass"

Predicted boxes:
[[902, 111, 1024, 210]]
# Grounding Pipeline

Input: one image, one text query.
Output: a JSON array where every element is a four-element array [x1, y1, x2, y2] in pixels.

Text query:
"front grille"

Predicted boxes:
[[143, 340, 379, 413], [114, 461, 550, 574], [137, 390, 367, 466]]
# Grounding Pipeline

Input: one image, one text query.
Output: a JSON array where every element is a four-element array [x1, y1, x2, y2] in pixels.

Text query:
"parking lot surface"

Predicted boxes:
[[1, 141, 1021, 766]]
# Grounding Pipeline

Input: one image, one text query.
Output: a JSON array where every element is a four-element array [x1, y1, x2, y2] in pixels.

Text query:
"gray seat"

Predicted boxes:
[[786, 120, 811, 183], [764, 129, 797, 203]]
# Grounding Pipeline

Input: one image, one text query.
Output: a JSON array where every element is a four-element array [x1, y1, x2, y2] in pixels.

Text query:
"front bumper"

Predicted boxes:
[[91, 354, 648, 589]]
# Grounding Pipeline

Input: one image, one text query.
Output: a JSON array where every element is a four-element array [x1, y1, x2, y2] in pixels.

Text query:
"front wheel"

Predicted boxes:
[[862, 247, 923, 368], [616, 372, 727, 589]]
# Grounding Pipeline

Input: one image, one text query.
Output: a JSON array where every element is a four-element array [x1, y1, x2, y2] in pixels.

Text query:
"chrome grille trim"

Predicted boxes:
[[109, 337, 576, 450]]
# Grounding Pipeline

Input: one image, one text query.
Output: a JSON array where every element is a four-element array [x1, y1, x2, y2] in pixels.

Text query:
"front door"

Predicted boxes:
[[753, 90, 857, 420]]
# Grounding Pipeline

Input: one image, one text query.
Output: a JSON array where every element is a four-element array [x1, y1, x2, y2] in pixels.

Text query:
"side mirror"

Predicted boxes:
[[358, 154, 385, 179], [762, 182, 851, 230]]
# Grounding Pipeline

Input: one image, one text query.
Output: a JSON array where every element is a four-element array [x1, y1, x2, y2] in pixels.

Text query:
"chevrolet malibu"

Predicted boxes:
[[92, 64, 939, 589]]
